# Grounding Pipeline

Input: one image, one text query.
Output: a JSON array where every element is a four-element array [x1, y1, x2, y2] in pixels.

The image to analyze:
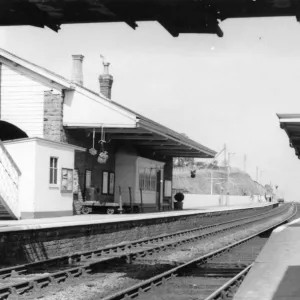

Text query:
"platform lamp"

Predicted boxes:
[[259, 170, 265, 201]]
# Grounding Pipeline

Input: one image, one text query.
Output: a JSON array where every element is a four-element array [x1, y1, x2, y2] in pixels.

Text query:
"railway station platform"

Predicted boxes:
[[0, 202, 274, 232], [0, 202, 278, 266], [233, 213, 300, 300]]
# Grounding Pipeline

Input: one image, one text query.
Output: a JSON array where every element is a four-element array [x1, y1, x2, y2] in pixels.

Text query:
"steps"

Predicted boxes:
[[0, 140, 20, 220], [0, 200, 14, 219]]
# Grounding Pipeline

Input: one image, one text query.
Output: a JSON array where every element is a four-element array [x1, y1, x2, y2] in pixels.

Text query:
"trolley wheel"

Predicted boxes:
[[81, 206, 91, 215], [133, 206, 141, 213], [106, 208, 115, 214]]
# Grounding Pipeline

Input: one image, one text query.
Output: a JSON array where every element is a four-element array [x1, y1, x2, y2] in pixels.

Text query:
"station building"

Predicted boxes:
[[0, 49, 216, 219]]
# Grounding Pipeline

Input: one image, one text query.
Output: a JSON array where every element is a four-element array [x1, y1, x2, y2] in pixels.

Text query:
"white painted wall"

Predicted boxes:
[[0, 64, 60, 137], [63, 88, 137, 127], [183, 194, 268, 209], [4, 140, 36, 214], [4, 138, 82, 218], [34, 139, 75, 214]]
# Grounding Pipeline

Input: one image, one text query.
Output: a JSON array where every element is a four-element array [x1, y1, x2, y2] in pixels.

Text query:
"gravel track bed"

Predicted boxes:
[[29, 206, 293, 300], [144, 207, 292, 263], [0, 213, 264, 287]]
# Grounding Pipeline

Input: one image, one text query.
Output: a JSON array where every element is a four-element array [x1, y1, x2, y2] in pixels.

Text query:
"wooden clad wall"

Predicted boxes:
[[0, 64, 55, 138]]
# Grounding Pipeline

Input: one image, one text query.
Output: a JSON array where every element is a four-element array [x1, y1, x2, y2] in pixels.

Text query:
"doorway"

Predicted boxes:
[[0, 121, 28, 141]]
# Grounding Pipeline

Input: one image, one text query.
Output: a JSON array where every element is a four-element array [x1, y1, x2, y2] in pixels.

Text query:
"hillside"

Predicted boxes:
[[173, 166, 267, 196]]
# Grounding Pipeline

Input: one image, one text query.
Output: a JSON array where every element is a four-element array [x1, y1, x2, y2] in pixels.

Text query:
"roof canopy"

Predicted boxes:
[[64, 85, 216, 158], [69, 126, 215, 159], [277, 114, 300, 159], [1, 0, 299, 37]]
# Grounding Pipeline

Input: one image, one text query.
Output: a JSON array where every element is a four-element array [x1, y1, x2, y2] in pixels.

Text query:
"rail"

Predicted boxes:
[[0, 140, 20, 219], [203, 202, 298, 300], [0, 204, 291, 299], [0, 204, 283, 279], [101, 203, 296, 300], [204, 264, 252, 300]]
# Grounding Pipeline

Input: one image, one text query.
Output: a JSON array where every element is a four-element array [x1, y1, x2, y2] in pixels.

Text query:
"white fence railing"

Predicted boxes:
[[0, 141, 21, 219]]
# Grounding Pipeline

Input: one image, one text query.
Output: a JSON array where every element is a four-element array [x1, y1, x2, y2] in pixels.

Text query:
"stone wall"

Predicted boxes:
[[0, 205, 276, 266], [43, 91, 65, 142]]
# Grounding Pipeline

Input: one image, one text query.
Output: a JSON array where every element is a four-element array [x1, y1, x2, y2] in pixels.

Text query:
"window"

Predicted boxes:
[[139, 168, 157, 191], [150, 169, 157, 191], [50, 157, 58, 185], [139, 168, 145, 190], [145, 168, 151, 190]]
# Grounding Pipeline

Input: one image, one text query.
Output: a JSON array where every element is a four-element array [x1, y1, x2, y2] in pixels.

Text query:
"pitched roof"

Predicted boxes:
[[0, 48, 216, 157]]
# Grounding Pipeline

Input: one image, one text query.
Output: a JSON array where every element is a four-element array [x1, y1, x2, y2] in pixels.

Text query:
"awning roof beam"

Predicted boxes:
[[133, 141, 181, 146], [86, 128, 150, 134], [109, 135, 167, 140], [150, 146, 192, 150]]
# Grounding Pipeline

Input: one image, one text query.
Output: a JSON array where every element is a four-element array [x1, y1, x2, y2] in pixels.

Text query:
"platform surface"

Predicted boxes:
[[0, 202, 274, 232], [233, 214, 300, 300]]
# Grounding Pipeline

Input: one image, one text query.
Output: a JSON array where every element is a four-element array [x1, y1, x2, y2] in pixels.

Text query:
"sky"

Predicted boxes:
[[0, 17, 300, 200]]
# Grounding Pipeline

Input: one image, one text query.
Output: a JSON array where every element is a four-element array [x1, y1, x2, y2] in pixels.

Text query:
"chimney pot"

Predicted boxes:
[[71, 54, 84, 85], [99, 58, 113, 99]]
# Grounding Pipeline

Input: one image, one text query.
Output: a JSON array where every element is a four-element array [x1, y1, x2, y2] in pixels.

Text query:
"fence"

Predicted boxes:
[[182, 194, 267, 209]]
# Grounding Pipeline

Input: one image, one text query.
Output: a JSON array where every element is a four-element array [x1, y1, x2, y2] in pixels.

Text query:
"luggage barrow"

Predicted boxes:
[[81, 201, 120, 215]]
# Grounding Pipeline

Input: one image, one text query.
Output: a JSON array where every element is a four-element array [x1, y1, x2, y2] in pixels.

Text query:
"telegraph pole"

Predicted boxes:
[[209, 171, 224, 195], [224, 144, 229, 205], [210, 171, 213, 195], [244, 154, 247, 173], [256, 166, 259, 202], [256, 166, 259, 182], [228, 152, 235, 177], [260, 170, 265, 184], [203, 146, 226, 197]]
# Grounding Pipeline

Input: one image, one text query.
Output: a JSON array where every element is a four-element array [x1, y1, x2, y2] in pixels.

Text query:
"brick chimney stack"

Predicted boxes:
[[99, 57, 113, 99], [71, 54, 84, 85]]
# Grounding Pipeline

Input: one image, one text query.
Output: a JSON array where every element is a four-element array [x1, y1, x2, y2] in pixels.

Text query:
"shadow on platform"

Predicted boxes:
[[272, 266, 300, 300]]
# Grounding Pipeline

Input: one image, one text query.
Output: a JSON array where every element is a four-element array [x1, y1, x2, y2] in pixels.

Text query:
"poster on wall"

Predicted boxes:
[[85, 170, 91, 189], [73, 169, 79, 194], [102, 171, 108, 194], [61, 168, 73, 193], [164, 180, 172, 197], [109, 172, 115, 195]]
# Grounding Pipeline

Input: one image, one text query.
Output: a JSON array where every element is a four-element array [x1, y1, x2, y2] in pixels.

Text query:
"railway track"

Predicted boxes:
[[131, 236, 269, 300], [100, 203, 296, 300], [0, 204, 293, 299]]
